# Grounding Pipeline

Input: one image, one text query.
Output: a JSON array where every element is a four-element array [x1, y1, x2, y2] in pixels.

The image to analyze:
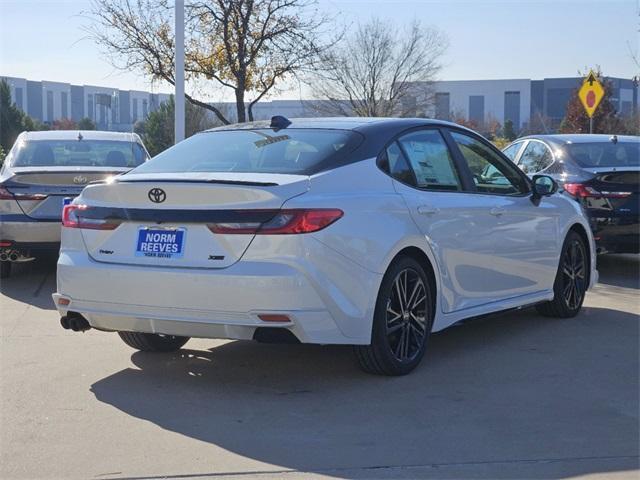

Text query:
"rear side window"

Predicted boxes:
[[381, 142, 415, 185], [450, 131, 528, 195], [11, 140, 147, 168], [518, 141, 553, 174], [502, 142, 524, 161], [396, 130, 462, 191], [131, 129, 359, 175]]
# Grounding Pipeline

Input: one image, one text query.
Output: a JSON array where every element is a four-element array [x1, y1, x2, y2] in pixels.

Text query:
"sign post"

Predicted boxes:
[[175, 0, 185, 144], [578, 70, 604, 133]]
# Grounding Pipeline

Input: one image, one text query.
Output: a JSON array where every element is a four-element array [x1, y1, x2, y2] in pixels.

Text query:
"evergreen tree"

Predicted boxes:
[[503, 119, 517, 141], [77, 118, 96, 130], [0, 80, 27, 152]]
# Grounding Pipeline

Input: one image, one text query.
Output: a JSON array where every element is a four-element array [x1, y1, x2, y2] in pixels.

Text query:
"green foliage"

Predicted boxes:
[[0, 144, 5, 166], [0, 80, 28, 152], [136, 96, 220, 156], [77, 117, 97, 130], [138, 100, 174, 156], [0, 80, 50, 152], [23, 115, 49, 132], [52, 118, 78, 130], [491, 137, 511, 150], [502, 120, 517, 141], [560, 71, 619, 134]]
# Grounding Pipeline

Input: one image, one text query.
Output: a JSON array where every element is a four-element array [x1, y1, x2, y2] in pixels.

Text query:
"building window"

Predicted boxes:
[[504, 91, 520, 129], [61, 92, 68, 118], [88, 94, 94, 120], [46, 90, 54, 122], [112, 95, 118, 124], [468, 95, 484, 125], [15, 87, 23, 110], [132, 98, 138, 122], [435, 92, 450, 120], [142, 99, 148, 118]]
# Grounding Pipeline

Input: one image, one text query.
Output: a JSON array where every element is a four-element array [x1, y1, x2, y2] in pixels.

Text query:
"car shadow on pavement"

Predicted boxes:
[[0, 255, 57, 310], [91, 306, 639, 479]]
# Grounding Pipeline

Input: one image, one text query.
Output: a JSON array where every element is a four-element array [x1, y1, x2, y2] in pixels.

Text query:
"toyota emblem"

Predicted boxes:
[[73, 175, 88, 184], [148, 188, 166, 203]]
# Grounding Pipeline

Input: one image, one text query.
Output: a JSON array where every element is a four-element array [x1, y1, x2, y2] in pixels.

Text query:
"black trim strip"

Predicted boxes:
[[77, 206, 280, 224], [116, 178, 279, 187]]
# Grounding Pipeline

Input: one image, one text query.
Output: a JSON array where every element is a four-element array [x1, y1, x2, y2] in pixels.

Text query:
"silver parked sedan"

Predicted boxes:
[[0, 130, 149, 278]]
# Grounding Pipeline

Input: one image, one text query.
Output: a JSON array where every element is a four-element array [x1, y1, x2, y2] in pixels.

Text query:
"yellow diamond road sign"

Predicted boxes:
[[578, 71, 604, 118]]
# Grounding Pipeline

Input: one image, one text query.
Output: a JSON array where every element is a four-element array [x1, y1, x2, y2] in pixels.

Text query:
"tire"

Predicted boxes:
[[536, 230, 588, 318], [0, 262, 11, 279], [118, 331, 190, 352], [354, 256, 435, 376]]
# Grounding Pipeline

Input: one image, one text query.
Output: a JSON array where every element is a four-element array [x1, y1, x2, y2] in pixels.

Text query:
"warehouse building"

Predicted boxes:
[[2, 75, 637, 133]]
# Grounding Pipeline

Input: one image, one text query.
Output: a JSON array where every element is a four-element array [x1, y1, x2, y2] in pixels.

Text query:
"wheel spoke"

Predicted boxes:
[[409, 323, 425, 341], [410, 312, 427, 332], [406, 280, 421, 312], [394, 325, 407, 359], [403, 323, 411, 358], [387, 322, 404, 334]]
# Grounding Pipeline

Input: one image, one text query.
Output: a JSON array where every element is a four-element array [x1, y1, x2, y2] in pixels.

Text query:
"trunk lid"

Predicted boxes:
[[587, 168, 639, 214], [7, 166, 129, 220], [78, 172, 309, 269]]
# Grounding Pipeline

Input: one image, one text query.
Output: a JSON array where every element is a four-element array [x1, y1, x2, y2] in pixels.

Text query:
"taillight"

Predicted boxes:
[[208, 209, 344, 235], [0, 186, 47, 201], [564, 183, 632, 199], [62, 204, 120, 230]]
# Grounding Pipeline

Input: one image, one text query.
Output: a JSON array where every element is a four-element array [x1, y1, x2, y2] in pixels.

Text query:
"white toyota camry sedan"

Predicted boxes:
[[53, 117, 597, 375]]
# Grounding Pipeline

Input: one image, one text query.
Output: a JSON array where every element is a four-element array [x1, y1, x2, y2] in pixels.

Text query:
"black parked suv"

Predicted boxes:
[[503, 134, 639, 254]]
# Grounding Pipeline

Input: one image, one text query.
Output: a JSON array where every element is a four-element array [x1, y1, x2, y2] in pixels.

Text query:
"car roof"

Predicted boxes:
[[517, 133, 640, 145], [207, 117, 473, 136], [20, 130, 140, 142]]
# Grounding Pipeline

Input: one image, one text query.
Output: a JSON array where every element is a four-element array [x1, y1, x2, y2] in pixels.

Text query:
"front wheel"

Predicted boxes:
[[354, 256, 434, 376], [536, 231, 588, 318], [118, 331, 190, 352]]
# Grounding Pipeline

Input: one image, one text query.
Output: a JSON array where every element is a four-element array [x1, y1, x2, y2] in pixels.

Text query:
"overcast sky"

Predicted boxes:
[[0, 0, 637, 100]]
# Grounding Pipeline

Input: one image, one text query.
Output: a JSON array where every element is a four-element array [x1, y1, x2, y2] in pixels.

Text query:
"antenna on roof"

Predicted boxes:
[[270, 115, 291, 130]]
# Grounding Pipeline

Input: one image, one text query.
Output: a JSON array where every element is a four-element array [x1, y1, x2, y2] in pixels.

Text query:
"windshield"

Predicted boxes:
[[567, 141, 639, 168], [11, 139, 148, 168], [130, 129, 359, 175]]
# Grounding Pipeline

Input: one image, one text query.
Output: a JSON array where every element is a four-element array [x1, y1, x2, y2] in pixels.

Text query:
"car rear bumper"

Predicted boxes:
[[53, 242, 380, 345], [590, 215, 639, 254], [0, 215, 61, 244]]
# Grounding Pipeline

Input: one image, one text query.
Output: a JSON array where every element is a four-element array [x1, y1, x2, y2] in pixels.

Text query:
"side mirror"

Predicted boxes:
[[531, 175, 558, 205]]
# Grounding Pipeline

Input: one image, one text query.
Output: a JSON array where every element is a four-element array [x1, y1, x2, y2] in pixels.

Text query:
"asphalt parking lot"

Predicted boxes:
[[0, 255, 638, 480]]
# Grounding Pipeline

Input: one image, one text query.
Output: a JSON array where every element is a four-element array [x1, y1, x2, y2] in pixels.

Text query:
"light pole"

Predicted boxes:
[[175, 0, 185, 143]]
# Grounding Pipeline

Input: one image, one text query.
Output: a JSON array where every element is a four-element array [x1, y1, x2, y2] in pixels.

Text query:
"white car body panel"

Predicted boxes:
[[53, 150, 597, 344]]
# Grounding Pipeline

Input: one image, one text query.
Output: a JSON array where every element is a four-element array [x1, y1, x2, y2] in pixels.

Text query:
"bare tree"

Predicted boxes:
[[89, 0, 333, 124], [308, 18, 448, 117]]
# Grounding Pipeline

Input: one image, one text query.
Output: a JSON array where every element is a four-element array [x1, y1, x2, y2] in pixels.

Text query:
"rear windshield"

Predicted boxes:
[[130, 129, 359, 175], [11, 139, 148, 168], [567, 141, 639, 168]]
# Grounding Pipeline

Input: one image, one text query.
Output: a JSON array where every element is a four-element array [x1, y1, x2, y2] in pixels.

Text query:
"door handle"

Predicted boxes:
[[417, 205, 440, 215], [489, 207, 506, 216]]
